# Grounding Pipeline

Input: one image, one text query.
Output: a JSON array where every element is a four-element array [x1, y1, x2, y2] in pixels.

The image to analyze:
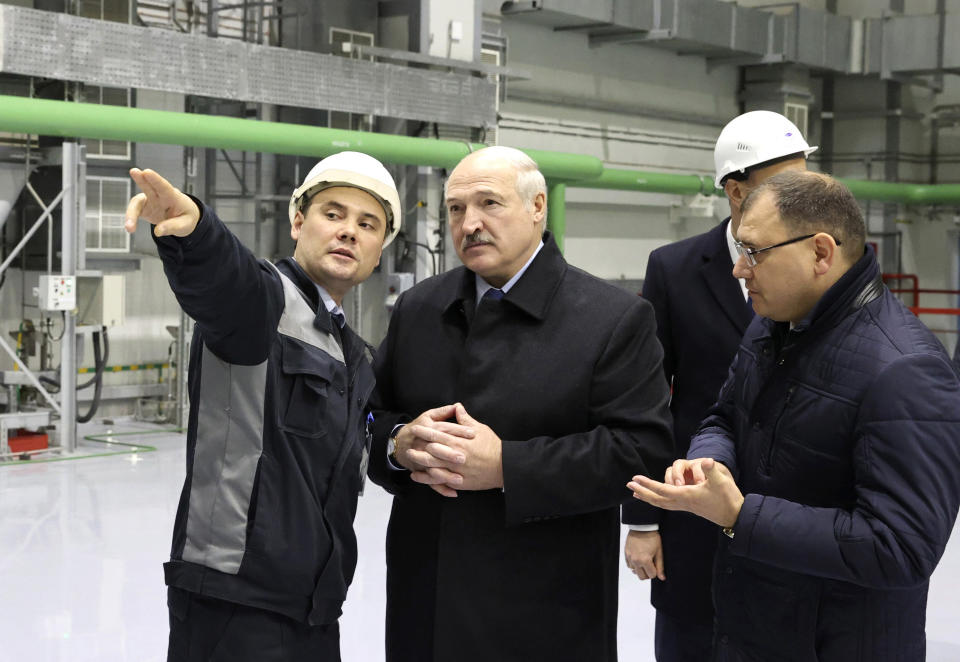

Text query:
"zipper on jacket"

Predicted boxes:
[[766, 384, 796, 470]]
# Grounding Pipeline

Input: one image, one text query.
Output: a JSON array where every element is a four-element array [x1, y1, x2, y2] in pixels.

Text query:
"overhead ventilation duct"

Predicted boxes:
[[772, 5, 852, 73], [0, 4, 497, 128], [501, 0, 853, 73], [863, 12, 960, 78]]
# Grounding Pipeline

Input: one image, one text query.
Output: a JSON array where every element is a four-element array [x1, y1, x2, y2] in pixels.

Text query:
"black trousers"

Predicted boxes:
[[654, 609, 713, 662], [167, 587, 340, 662]]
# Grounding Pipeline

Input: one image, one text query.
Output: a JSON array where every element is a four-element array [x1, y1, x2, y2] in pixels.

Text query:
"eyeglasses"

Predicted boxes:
[[734, 233, 842, 268]]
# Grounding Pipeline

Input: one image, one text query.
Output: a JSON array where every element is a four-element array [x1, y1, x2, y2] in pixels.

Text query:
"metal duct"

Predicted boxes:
[[0, 5, 496, 128], [501, 0, 852, 72], [863, 13, 960, 77]]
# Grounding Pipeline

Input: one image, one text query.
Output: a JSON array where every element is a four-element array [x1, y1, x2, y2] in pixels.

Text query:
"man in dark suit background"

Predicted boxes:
[[622, 111, 815, 661], [368, 145, 674, 662]]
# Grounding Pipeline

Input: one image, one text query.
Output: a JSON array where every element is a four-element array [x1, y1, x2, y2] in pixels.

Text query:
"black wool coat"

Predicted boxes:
[[369, 233, 673, 662], [622, 219, 753, 624]]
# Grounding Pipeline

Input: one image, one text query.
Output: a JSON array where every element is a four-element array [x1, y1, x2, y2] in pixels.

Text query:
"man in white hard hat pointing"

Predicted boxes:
[[621, 111, 814, 661], [125, 152, 401, 661]]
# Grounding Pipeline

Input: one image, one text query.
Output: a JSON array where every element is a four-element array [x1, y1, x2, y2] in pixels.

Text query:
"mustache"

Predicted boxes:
[[461, 231, 493, 250]]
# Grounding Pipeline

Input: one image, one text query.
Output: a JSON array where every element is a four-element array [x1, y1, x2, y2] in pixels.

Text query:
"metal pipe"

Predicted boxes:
[[4, 95, 960, 205], [571, 168, 719, 196], [574, 168, 960, 207], [547, 183, 566, 253], [3, 95, 960, 205], [6, 95, 960, 256], [837, 179, 960, 205], [60, 143, 79, 453], [0, 95, 603, 182]]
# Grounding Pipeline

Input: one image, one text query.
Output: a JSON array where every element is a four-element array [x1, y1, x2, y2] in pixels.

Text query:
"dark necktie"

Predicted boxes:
[[331, 310, 346, 328], [483, 288, 504, 302]]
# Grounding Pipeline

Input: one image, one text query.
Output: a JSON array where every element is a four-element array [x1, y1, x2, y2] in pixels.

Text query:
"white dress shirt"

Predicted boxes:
[[725, 219, 749, 301]]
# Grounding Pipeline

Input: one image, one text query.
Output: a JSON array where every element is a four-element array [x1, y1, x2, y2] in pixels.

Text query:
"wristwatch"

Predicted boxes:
[[387, 424, 404, 463], [721, 526, 735, 539]]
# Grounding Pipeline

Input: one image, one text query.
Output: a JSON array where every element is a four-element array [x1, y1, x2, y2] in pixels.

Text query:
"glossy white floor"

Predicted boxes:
[[2, 423, 959, 662]]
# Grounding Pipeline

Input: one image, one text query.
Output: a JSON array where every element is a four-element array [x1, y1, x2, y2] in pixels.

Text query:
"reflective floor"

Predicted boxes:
[[2, 423, 959, 661]]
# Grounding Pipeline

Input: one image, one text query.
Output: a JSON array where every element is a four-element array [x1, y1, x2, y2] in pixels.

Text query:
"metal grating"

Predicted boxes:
[[0, 5, 496, 127]]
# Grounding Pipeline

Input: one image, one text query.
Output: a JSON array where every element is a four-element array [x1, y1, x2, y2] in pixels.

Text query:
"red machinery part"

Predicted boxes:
[[8, 429, 48, 454]]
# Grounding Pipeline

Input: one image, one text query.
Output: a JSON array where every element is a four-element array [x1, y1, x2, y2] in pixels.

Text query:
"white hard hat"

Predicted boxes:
[[289, 151, 402, 248], [713, 110, 818, 189]]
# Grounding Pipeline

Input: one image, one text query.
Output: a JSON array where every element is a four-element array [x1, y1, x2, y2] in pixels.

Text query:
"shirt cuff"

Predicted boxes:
[[627, 524, 659, 532]]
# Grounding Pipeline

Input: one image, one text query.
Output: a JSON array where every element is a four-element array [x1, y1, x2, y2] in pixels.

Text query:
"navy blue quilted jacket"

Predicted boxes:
[[690, 247, 960, 662]]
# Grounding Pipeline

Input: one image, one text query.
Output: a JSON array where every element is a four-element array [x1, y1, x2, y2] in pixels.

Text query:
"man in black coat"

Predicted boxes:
[[368, 145, 674, 662], [621, 110, 814, 661], [629, 171, 960, 661]]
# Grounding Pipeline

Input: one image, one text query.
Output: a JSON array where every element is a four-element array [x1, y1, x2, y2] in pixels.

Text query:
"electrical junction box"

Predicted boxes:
[[38, 275, 76, 311], [76, 274, 125, 327]]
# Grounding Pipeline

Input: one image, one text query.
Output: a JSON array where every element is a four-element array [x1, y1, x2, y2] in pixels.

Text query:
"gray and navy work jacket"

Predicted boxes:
[[157, 202, 376, 626]]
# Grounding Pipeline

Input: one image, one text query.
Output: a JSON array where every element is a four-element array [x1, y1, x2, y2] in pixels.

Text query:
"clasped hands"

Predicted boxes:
[[392, 403, 503, 497], [627, 458, 744, 529]]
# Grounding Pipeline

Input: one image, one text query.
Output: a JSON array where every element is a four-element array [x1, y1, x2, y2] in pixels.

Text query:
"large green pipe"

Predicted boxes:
[[3, 95, 959, 203], [571, 168, 720, 197], [838, 178, 960, 205], [0, 95, 603, 182], [4, 94, 960, 252], [574, 169, 960, 206]]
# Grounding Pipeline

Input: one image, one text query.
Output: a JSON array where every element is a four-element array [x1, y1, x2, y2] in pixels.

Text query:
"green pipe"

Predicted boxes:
[[547, 183, 566, 253], [575, 170, 960, 206], [911, 184, 960, 204], [3, 95, 960, 203], [839, 178, 960, 205], [4, 94, 960, 252], [572, 168, 721, 197], [0, 95, 603, 182]]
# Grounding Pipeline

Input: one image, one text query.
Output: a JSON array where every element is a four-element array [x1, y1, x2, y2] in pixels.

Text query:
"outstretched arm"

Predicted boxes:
[[126, 168, 282, 364]]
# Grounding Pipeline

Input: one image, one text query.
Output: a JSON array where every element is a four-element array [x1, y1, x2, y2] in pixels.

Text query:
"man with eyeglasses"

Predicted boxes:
[[622, 110, 812, 662], [628, 170, 960, 661]]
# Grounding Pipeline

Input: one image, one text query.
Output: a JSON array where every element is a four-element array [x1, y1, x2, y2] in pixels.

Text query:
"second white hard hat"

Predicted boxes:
[[289, 151, 402, 248], [713, 110, 818, 189]]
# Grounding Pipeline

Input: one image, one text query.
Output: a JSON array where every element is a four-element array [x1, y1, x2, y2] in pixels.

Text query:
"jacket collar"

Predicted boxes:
[[793, 243, 882, 333], [276, 257, 337, 335], [442, 231, 567, 322], [755, 244, 883, 344], [700, 218, 753, 334]]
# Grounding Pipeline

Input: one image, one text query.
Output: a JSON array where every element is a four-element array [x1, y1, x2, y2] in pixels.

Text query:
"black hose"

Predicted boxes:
[[38, 325, 111, 392], [77, 328, 107, 423], [77, 326, 109, 390]]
